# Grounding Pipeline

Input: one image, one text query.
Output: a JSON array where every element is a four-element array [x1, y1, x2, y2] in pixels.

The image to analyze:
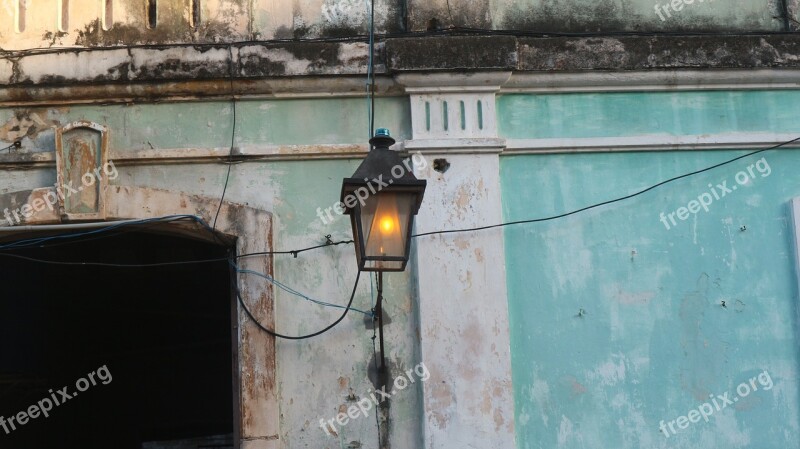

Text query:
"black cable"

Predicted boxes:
[[0, 251, 228, 267], [0, 239, 354, 267], [9, 215, 205, 250], [368, 0, 376, 140], [233, 261, 362, 340], [212, 44, 237, 231], [0, 215, 203, 250], [3, 137, 800, 264], [370, 273, 382, 448], [413, 137, 800, 238], [0, 141, 21, 153], [445, 0, 455, 28], [780, 0, 791, 32], [238, 239, 353, 259]]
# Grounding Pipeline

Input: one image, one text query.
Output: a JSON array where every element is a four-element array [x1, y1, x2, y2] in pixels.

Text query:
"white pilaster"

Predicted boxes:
[[398, 72, 516, 449]]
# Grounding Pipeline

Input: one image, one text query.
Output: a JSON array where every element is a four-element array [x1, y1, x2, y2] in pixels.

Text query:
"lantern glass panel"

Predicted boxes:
[[359, 192, 414, 270]]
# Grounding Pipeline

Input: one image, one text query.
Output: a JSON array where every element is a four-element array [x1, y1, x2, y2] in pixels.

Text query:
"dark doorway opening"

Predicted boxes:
[[0, 229, 235, 449]]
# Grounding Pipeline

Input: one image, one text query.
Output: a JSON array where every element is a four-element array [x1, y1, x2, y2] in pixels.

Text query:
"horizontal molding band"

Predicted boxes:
[[2, 133, 798, 170], [504, 133, 800, 154], [0, 77, 404, 107], [402, 138, 507, 153], [3, 68, 800, 106], [501, 69, 800, 94], [0, 144, 373, 168]]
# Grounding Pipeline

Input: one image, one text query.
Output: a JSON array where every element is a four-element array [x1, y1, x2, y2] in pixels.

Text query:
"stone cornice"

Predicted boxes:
[[1, 34, 800, 105]]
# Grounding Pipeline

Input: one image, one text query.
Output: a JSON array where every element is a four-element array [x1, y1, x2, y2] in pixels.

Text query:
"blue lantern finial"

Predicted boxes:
[[375, 128, 391, 138]]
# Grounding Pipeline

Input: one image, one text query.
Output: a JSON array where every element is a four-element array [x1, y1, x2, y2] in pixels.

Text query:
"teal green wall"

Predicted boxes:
[[498, 91, 800, 139], [499, 91, 800, 449], [0, 97, 410, 152]]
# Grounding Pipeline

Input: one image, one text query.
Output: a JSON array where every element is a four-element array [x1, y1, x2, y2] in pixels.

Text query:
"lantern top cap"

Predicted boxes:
[[375, 128, 390, 137]]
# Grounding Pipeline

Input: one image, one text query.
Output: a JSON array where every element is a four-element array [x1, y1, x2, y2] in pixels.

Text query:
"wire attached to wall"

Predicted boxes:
[[4, 136, 800, 258], [366, 0, 376, 142], [0, 141, 21, 153], [211, 44, 238, 231], [412, 136, 800, 238], [2, 137, 800, 339], [233, 261, 363, 340]]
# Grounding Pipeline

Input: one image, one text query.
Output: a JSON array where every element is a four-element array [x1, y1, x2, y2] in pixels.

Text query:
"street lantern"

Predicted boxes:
[[341, 128, 426, 272]]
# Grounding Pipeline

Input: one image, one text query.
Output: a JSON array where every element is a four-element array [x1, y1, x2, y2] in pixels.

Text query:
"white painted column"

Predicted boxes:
[[397, 73, 516, 449]]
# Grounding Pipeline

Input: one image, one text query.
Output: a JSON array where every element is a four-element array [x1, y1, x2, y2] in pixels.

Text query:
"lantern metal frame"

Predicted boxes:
[[340, 130, 426, 273]]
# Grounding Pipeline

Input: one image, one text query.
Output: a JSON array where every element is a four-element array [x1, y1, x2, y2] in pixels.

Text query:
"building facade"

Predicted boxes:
[[1, 1, 800, 449]]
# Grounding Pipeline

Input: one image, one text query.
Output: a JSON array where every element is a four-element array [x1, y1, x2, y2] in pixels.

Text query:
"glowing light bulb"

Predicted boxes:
[[379, 216, 395, 234]]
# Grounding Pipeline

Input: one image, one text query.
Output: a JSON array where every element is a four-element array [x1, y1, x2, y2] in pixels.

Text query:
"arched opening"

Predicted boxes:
[[0, 227, 236, 448]]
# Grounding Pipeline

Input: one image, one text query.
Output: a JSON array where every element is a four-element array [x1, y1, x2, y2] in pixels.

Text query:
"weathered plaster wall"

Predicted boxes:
[[0, 98, 423, 449], [2, 0, 800, 50], [409, 0, 789, 32], [499, 90, 800, 448], [0, 98, 410, 151], [0, 0, 403, 49]]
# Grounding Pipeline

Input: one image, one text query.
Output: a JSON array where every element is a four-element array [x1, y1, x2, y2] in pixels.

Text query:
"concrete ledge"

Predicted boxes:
[[517, 34, 800, 71], [3, 34, 800, 103], [386, 35, 518, 71]]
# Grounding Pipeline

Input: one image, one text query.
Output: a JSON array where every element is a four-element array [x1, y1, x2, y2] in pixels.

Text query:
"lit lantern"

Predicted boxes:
[[341, 129, 426, 272]]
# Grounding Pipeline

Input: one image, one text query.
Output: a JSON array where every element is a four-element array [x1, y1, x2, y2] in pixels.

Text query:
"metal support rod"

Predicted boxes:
[[375, 271, 390, 449], [376, 271, 386, 370]]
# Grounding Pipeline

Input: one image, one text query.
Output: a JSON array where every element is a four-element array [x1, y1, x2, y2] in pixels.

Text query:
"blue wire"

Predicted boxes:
[[234, 264, 373, 317], [365, 0, 374, 139], [0, 214, 203, 250]]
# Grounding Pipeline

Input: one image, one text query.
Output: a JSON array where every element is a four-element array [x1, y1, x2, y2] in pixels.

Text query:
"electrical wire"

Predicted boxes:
[[412, 137, 800, 238], [0, 141, 21, 153], [4, 135, 800, 258], [445, 0, 455, 28], [369, 0, 376, 139], [1, 137, 799, 339], [369, 271, 382, 449], [0, 215, 203, 250], [235, 265, 373, 317], [364, 2, 383, 443], [212, 44, 237, 231], [0, 251, 227, 267], [364, 0, 376, 141], [0, 212, 369, 333], [233, 263, 362, 340]]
